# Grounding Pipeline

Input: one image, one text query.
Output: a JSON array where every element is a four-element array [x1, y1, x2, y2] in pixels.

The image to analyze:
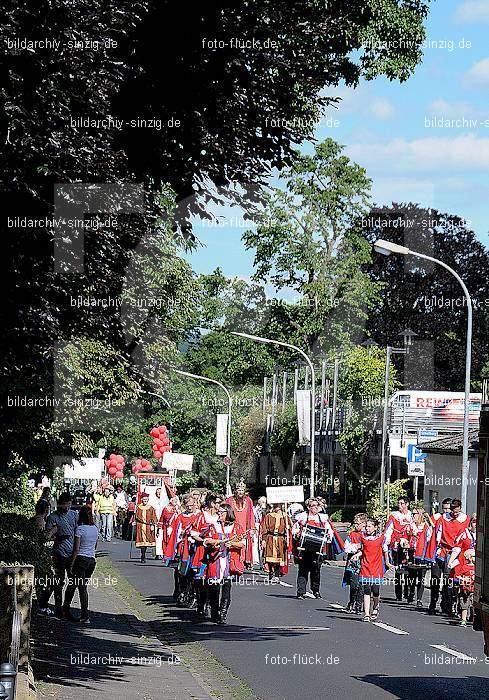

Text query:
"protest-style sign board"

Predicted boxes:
[[162, 452, 194, 471], [266, 484, 305, 504]]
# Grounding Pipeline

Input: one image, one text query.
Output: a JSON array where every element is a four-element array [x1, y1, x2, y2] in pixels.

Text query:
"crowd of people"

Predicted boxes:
[[30, 479, 476, 629]]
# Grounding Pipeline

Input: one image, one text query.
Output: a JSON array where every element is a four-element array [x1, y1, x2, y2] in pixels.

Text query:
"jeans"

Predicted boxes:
[[64, 556, 96, 618], [297, 552, 321, 596], [348, 570, 363, 610], [100, 513, 114, 541], [38, 552, 72, 613]]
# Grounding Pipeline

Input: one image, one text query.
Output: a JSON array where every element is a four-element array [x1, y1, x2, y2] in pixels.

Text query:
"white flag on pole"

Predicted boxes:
[[296, 390, 311, 446], [216, 413, 229, 455]]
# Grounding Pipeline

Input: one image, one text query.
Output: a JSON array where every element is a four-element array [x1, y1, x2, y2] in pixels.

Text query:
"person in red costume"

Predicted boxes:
[[430, 498, 470, 616], [384, 497, 413, 601], [226, 479, 256, 568]]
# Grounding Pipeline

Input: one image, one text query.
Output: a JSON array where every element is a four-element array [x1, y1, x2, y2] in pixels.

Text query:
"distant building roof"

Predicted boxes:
[[418, 429, 479, 455]]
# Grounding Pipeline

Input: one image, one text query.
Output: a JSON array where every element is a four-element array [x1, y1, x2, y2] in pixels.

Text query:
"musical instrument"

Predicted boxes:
[[297, 524, 332, 560], [204, 528, 253, 549]]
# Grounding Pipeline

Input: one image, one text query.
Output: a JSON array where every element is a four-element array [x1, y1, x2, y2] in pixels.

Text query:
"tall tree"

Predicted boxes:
[[362, 203, 489, 390], [243, 138, 382, 356]]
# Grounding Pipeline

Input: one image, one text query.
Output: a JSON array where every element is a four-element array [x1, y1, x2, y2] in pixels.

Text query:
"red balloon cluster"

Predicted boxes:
[[105, 454, 125, 480], [150, 425, 171, 459], [132, 458, 152, 474]]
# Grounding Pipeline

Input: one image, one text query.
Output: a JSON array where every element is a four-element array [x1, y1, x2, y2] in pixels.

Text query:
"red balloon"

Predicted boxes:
[[145, 464, 154, 471], [158, 426, 167, 434], [109, 453, 116, 460], [115, 470, 124, 479], [154, 450, 162, 459], [150, 427, 159, 438], [108, 466, 117, 476], [161, 436, 170, 446], [116, 455, 125, 463]]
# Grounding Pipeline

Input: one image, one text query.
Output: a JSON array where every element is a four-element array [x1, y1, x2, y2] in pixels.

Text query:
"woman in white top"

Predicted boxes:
[[63, 505, 99, 623]]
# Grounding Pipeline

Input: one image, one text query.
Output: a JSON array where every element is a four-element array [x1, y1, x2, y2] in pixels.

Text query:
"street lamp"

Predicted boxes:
[[374, 238, 473, 512], [138, 389, 171, 409], [231, 332, 317, 497], [170, 368, 233, 496], [398, 328, 418, 350]]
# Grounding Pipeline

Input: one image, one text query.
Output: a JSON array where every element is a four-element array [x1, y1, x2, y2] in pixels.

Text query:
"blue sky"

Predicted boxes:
[[187, 0, 489, 278]]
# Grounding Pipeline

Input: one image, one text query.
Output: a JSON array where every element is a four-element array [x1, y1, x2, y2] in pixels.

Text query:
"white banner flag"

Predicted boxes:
[[296, 390, 311, 446], [216, 413, 229, 455]]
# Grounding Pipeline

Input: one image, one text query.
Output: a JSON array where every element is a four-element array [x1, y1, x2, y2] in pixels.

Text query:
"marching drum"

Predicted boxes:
[[297, 524, 331, 560]]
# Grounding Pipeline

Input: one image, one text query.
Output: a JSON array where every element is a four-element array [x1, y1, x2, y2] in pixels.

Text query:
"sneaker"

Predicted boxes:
[[363, 615, 371, 623], [313, 592, 322, 599], [38, 607, 54, 617], [296, 594, 306, 600], [427, 607, 437, 615], [460, 620, 467, 627], [416, 601, 423, 609], [78, 617, 91, 625], [371, 608, 379, 621]]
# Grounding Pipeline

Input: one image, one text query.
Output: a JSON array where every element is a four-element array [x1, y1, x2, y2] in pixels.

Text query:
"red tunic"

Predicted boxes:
[[359, 533, 386, 583], [451, 560, 475, 592], [226, 496, 255, 565], [384, 511, 413, 550], [454, 528, 476, 555], [437, 513, 471, 561], [202, 522, 245, 581], [158, 505, 180, 564], [189, 510, 218, 576], [410, 522, 433, 562]]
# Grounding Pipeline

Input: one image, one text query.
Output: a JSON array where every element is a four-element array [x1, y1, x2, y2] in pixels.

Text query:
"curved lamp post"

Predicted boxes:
[[231, 332, 317, 497], [373, 239, 473, 512], [170, 368, 233, 496]]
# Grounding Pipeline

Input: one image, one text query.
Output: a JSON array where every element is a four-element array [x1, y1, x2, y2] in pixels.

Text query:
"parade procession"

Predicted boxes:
[[6, 1, 489, 699]]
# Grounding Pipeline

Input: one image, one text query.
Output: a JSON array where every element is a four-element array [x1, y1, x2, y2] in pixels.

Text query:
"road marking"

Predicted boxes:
[[431, 644, 477, 661], [278, 581, 293, 588], [330, 603, 345, 610], [372, 622, 409, 635]]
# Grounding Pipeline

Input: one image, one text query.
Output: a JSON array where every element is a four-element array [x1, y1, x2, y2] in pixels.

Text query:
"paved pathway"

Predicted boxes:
[[31, 561, 218, 700]]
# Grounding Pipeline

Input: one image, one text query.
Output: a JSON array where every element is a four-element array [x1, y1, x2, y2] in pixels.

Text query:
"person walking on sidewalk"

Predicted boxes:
[[96, 487, 117, 541], [63, 505, 99, 623], [38, 492, 78, 618]]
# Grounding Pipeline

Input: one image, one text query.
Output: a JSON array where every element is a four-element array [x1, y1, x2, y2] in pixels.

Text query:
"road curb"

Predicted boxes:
[[96, 555, 260, 700]]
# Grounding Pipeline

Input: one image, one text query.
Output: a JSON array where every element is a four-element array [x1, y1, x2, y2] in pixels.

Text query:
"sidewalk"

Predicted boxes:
[[31, 571, 217, 700]]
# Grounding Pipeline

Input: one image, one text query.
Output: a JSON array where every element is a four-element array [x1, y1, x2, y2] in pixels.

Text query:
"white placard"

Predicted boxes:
[[266, 485, 305, 504], [296, 390, 311, 445], [64, 458, 103, 481], [162, 452, 194, 471], [215, 413, 229, 455], [408, 462, 425, 477]]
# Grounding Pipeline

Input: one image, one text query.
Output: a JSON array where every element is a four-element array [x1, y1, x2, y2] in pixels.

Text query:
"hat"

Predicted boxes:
[[140, 492, 150, 498]]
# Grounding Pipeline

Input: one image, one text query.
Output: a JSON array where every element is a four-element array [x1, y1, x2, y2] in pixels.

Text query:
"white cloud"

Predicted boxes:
[[426, 99, 478, 119], [368, 98, 396, 120], [454, 0, 489, 24], [464, 57, 489, 85], [347, 134, 489, 174]]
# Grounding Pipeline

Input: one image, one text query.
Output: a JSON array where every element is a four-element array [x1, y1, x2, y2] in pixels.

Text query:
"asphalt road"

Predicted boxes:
[[105, 539, 489, 700]]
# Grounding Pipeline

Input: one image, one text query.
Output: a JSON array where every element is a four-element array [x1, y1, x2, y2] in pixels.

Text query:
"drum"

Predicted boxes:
[[298, 524, 330, 556]]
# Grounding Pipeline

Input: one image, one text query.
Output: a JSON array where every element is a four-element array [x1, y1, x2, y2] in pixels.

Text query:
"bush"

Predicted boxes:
[[329, 509, 344, 522], [0, 513, 52, 581], [365, 479, 409, 526]]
